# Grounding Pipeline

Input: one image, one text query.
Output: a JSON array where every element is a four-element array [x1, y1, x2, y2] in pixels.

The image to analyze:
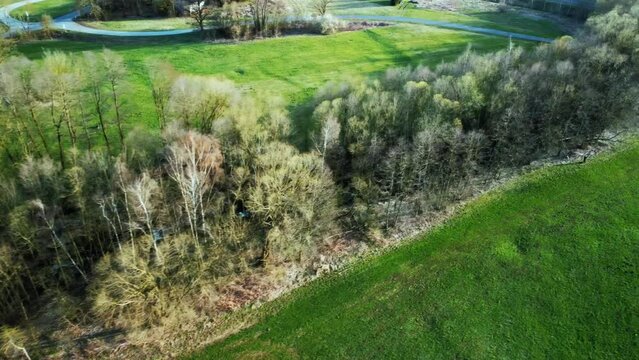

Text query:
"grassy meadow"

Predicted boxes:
[[355, 9, 565, 38], [334, 3, 566, 39], [79, 17, 193, 31], [17, 25, 531, 136], [192, 141, 639, 359], [9, 0, 76, 22]]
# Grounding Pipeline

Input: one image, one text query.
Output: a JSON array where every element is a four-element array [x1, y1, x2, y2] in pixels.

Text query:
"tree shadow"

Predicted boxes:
[[17, 31, 207, 59], [363, 28, 413, 66]]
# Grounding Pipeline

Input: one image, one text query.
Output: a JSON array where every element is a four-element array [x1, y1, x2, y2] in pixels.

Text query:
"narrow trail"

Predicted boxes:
[[1, 0, 553, 41]]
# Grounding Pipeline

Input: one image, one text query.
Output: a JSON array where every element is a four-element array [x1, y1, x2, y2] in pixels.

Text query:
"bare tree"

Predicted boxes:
[[35, 51, 82, 168], [146, 59, 177, 129], [168, 75, 239, 133], [245, 142, 337, 265], [314, 106, 340, 155], [40, 15, 54, 39], [248, 0, 285, 36], [79, 0, 105, 20], [102, 49, 127, 145], [97, 194, 123, 252], [0, 59, 44, 158], [32, 199, 89, 282], [83, 51, 112, 153], [311, 0, 333, 15], [189, 1, 211, 32], [114, 159, 136, 247], [9, 58, 51, 157], [166, 128, 224, 246], [127, 172, 163, 262]]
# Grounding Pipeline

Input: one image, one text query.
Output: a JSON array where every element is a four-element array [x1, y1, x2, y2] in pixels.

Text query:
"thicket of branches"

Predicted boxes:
[[79, 0, 342, 38], [310, 28, 637, 228], [0, 1, 637, 357]]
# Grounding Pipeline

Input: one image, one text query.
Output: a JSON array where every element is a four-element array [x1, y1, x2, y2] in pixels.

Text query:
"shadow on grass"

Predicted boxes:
[[466, 11, 567, 37], [363, 28, 413, 66], [17, 31, 206, 59]]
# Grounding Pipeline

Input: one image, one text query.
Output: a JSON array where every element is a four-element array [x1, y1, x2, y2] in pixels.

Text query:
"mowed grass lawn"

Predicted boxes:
[[18, 25, 529, 130], [9, 0, 76, 22], [79, 17, 193, 32], [192, 142, 639, 359], [333, 1, 567, 39]]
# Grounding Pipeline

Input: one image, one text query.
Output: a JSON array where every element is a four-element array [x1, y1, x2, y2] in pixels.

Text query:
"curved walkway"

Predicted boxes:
[[1, 0, 197, 36], [1, 0, 553, 42]]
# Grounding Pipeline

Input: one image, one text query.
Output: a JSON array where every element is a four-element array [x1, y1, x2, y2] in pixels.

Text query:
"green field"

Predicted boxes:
[[17, 25, 530, 132], [333, 0, 566, 39], [79, 17, 193, 31], [193, 142, 639, 359], [9, 0, 76, 22]]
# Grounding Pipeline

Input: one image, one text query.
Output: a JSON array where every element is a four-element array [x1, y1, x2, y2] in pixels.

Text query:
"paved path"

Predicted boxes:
[[0, 0, 553, 42], [53, 9, 197, 36], [1, 0, 198, 36], [1, 0, 42, 32]]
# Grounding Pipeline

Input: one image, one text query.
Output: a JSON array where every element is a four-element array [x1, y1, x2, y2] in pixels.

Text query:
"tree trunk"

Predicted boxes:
[[94, 87, 111, 153], [28, 106, 51, 157], [79, 102, 93, 151]]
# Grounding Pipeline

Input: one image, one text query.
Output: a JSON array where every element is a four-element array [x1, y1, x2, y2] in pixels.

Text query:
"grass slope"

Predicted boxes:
[[333, 0, 566, 39], [79, 17, 192, 32], [193, 142, 639, 359], [9, 0, 76, 22]]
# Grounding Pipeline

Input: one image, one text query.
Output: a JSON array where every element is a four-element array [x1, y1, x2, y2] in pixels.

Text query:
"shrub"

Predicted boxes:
[[319, 14, 343, 35]]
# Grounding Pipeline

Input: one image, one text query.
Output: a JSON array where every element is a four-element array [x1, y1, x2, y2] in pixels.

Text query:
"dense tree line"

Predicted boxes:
[[0, 1, 637, 357], [0, 50, 127, 168], [0, 65, 338, 327], [311, 27, 636, 228]]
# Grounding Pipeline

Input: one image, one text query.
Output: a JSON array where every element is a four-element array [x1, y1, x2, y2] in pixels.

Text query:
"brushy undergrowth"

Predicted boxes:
[[193, 140, 639, 359]]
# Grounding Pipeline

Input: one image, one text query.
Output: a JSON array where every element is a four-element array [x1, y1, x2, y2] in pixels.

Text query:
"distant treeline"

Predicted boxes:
[[0, 0, 637, 357]]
